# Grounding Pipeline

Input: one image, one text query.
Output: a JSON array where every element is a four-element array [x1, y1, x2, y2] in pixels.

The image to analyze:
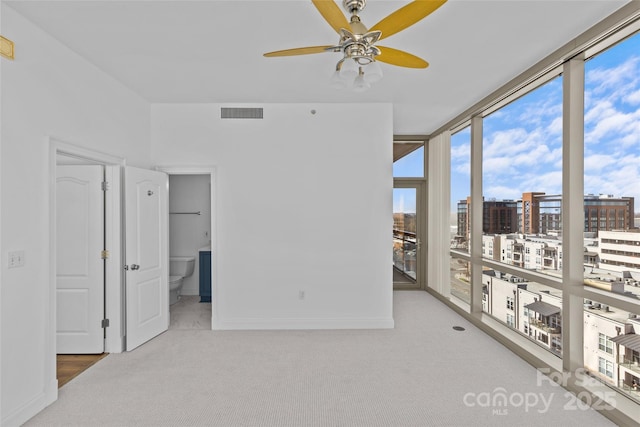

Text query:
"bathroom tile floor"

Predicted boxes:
[[169, 295, 212, 330]]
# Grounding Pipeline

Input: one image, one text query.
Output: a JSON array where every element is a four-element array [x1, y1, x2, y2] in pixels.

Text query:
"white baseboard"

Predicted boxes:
[[213, 316, 394, 330]]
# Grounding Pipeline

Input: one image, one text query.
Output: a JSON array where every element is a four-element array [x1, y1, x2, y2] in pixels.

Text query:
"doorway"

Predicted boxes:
[[50, 139, 125, 389], [159, 166, 216, 330], [392, 137, 427, 290], [393, 181, 426, 289], [167, 174, 212, 330]]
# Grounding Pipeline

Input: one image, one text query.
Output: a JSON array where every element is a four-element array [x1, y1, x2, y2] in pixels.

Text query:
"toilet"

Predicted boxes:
[[169, 256, 195, 305]]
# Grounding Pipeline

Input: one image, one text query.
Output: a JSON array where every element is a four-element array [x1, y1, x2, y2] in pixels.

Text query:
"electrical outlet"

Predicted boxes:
[[8, 250, 25, 268]]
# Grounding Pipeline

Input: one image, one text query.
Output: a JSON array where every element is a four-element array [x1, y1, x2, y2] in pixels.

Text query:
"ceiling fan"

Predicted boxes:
[[263, 0, 447, 91]]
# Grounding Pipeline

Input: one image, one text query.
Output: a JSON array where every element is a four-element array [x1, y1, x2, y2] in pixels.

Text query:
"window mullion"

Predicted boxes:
[[562, 56, 586, 374], [470, 115, 483, 313]]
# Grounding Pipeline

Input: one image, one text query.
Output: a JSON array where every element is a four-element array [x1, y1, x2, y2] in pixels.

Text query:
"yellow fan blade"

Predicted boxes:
[[376, 46, 429, 68], [312, 0, 351, 34], [370, 0, 447, 41], [264, 46, 334, 57]]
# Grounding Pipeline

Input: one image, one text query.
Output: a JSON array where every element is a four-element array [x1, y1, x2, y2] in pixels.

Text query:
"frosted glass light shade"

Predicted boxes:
[[353, 73, 371, 92], [364, 61, 383, 83], [339, 59, 358, 80], [330, 70, 347, 89]]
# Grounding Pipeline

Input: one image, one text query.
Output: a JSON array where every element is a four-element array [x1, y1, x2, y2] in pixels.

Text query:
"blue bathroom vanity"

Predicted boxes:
[[199, 247, 211, 302]]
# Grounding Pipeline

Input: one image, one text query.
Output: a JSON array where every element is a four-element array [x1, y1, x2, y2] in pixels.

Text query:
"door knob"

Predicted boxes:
[[130, 264, 140, 270]]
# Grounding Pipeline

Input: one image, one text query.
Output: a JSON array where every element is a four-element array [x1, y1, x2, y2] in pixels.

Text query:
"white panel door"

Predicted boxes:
[[125, 166, 169, 351], [56, 165, 105, 354]]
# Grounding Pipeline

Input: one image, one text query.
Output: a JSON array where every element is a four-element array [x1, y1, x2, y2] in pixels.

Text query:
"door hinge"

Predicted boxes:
[[101, 319, 110, 328], [101, 181, 110, 191], [101, 250, 110, 259]]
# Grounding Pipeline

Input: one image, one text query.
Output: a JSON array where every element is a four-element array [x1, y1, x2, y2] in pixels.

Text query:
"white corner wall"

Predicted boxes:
[[0, 6, 151, 425], [151, 103, 394, 330]]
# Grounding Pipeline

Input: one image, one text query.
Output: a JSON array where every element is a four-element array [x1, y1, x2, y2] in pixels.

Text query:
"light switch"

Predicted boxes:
[[8, 250, 25, 268]]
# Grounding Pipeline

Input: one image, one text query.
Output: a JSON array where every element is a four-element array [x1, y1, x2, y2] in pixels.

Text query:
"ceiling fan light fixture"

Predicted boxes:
[[363, 60, 383, 83], [352, 67, 371, 92], [338, 58, 359, 80], [264, 0, 446, 91], [330, 69, 348, 89]]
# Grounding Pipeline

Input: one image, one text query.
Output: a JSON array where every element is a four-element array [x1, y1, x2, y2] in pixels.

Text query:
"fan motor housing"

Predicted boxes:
[[343, 0, 366, 15]]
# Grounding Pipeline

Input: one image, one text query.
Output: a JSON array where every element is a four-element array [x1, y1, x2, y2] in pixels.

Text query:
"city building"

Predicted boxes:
[[598, 230, 640, 274], [456, 193, 635, 242], [458, 197, 518, 238], [483, 270, 640, 399], [482, 271, 563, 355], [520, 192, 546, 234], [535, 193, 635, 235]]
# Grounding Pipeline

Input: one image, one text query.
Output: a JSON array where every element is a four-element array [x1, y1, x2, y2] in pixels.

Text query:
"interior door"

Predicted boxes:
[[393, 181, 426, 289], [125, 166, 169, 351], [56, 165, 105, 354]]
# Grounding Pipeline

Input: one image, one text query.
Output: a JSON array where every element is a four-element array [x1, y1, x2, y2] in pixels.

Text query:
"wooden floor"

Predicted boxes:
[[57, 353, 108, 388]]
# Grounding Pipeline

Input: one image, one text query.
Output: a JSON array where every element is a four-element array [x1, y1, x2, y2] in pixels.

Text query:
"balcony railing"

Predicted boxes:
[[620, 361, 640, 375], [393, 228, 417, 280], [530, 319, 562, 335]]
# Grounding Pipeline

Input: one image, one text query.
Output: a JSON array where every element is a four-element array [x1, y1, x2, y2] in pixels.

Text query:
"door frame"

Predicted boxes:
[[393, 179, 427, 290], [49, 137, 126, 363], [156, 165, 217, 329]]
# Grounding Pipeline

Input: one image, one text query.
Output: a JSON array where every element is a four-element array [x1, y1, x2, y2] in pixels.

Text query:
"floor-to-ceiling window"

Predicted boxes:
[[480, 74, 564, 356], [394, 139, 427, 289], [582, 29, 640, 403], [444, 7, 640, 423], [450, 127, 471, 303]]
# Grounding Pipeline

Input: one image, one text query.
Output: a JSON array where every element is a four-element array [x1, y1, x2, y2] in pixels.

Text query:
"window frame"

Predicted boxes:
[[442, 5, 640, 423]]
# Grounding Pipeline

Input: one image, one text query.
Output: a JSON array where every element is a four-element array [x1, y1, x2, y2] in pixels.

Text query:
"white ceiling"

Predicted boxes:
[[5, 0, 630, 134]]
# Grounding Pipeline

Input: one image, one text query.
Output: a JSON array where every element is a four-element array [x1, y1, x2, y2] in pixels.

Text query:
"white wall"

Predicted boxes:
[[169, 174, 211, 295], [151, 103, 394, 330], [1, 6, 151, 425]]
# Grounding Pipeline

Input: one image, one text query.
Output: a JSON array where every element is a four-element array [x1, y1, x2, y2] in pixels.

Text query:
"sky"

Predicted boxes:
[[393, 146, 423, 213], [449, 30, 640, 212]]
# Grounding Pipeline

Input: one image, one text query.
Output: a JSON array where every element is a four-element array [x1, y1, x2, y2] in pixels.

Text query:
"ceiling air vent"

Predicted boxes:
[[221, 107, 263, 119]]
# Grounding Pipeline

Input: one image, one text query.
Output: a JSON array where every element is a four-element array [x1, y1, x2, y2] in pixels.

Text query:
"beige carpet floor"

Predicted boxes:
[[25, 291, 615, 426]]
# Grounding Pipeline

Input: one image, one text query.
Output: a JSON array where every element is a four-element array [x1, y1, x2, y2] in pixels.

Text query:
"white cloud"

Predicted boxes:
[[624, 89, 640, 105], [483, 156, 515, 174], [586, 56, 640, 97], [585, 109, 639, 144], [521, 171, 563, 195], [451, 142, 470, 160], [511, 143, 552, 166], [584, 100, 614, 127], [547, 116, 562, 135], [483, 127, 546, 159], [585, 153, 640, 203], [454, 162, 470, 175], [584, 153, 616, 171], [517, 99, 562, 128]]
